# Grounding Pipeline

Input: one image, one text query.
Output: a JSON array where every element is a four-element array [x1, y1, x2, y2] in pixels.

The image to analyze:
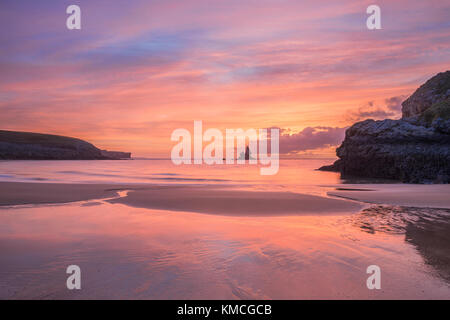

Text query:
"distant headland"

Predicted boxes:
[[0, 130, 131, 160]]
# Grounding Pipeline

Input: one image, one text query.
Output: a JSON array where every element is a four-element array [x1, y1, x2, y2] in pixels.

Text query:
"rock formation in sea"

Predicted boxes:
[[0, 130, 131, 160], [238, 145, 255, 161], [319, 71, 450, 183]]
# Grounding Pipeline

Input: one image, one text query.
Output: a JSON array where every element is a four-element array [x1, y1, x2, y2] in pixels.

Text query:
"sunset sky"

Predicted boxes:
[[1, 0, 449, 157]]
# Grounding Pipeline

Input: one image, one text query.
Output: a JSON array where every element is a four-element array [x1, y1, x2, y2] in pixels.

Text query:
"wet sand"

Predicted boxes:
[[107, 187, 364, 216], [327, 184, 450, 209], [0, 182, 363, 215], [0, 181, 449, 299], [1, 200, 449, 299], [349, 205, 450, 284], [0, 182, 124, 206]]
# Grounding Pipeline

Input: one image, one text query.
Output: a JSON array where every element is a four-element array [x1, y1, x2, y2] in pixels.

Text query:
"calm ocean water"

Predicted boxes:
[[0, 159, 341, 196]]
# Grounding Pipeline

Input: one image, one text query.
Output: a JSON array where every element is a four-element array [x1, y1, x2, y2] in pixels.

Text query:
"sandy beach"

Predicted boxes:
[[0, 182, 363, 216], [327, 184, 450, 209], [1, 183, 449, 299], [2, 181, 450, 213], [0, 161, 449, 299], [0, 182, 123, 206]]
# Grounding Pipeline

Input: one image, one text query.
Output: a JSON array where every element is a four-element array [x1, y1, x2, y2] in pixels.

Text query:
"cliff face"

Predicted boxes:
[[0, 130, 131, 160], [320, 71, 450, 183]]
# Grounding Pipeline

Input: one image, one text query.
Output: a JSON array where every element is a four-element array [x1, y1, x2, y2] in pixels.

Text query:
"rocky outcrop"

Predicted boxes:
[[100, 150, 132, 159], [0, 130, 131, 160], [402, 71, 450, 118], [324, 119, 450, 183], [319, 71, 450, 183]]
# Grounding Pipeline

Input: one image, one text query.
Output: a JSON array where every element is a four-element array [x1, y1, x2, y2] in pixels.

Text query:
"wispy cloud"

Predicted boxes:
[[279, 127, 347, 154], [347, 95, 407, 122], [0, 0, 449, 156]]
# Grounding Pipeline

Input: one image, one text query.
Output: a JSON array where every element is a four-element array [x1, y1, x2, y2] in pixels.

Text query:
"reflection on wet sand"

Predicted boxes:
[[350, 205, 450, 284], [1, 200, 449, 299]]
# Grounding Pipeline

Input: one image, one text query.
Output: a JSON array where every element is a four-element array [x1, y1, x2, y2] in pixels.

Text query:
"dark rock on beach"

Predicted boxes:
[[319, 71, 450, 183], [0, 130, 131, 160]]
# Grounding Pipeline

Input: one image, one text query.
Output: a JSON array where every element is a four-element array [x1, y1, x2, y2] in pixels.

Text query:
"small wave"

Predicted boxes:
[[56, 170, 214, 182], [57, 170, 121, 178], [0, 175, 50, 183], [150, 177, 230, 182]]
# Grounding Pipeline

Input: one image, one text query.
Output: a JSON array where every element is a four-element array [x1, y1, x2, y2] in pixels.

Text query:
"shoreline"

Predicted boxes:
[[0, 181, 363, 216], [0, 182, 132, 207], [1, 181, 449, 299], [1, 181, 449, 215], [326, 184, 450, 209]]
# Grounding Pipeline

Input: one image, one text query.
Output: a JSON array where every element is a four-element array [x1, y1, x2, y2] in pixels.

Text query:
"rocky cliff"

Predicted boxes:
[[0, 130, 131, 160], [319, 71, 450, 183], [402, 71, 450, 118]]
